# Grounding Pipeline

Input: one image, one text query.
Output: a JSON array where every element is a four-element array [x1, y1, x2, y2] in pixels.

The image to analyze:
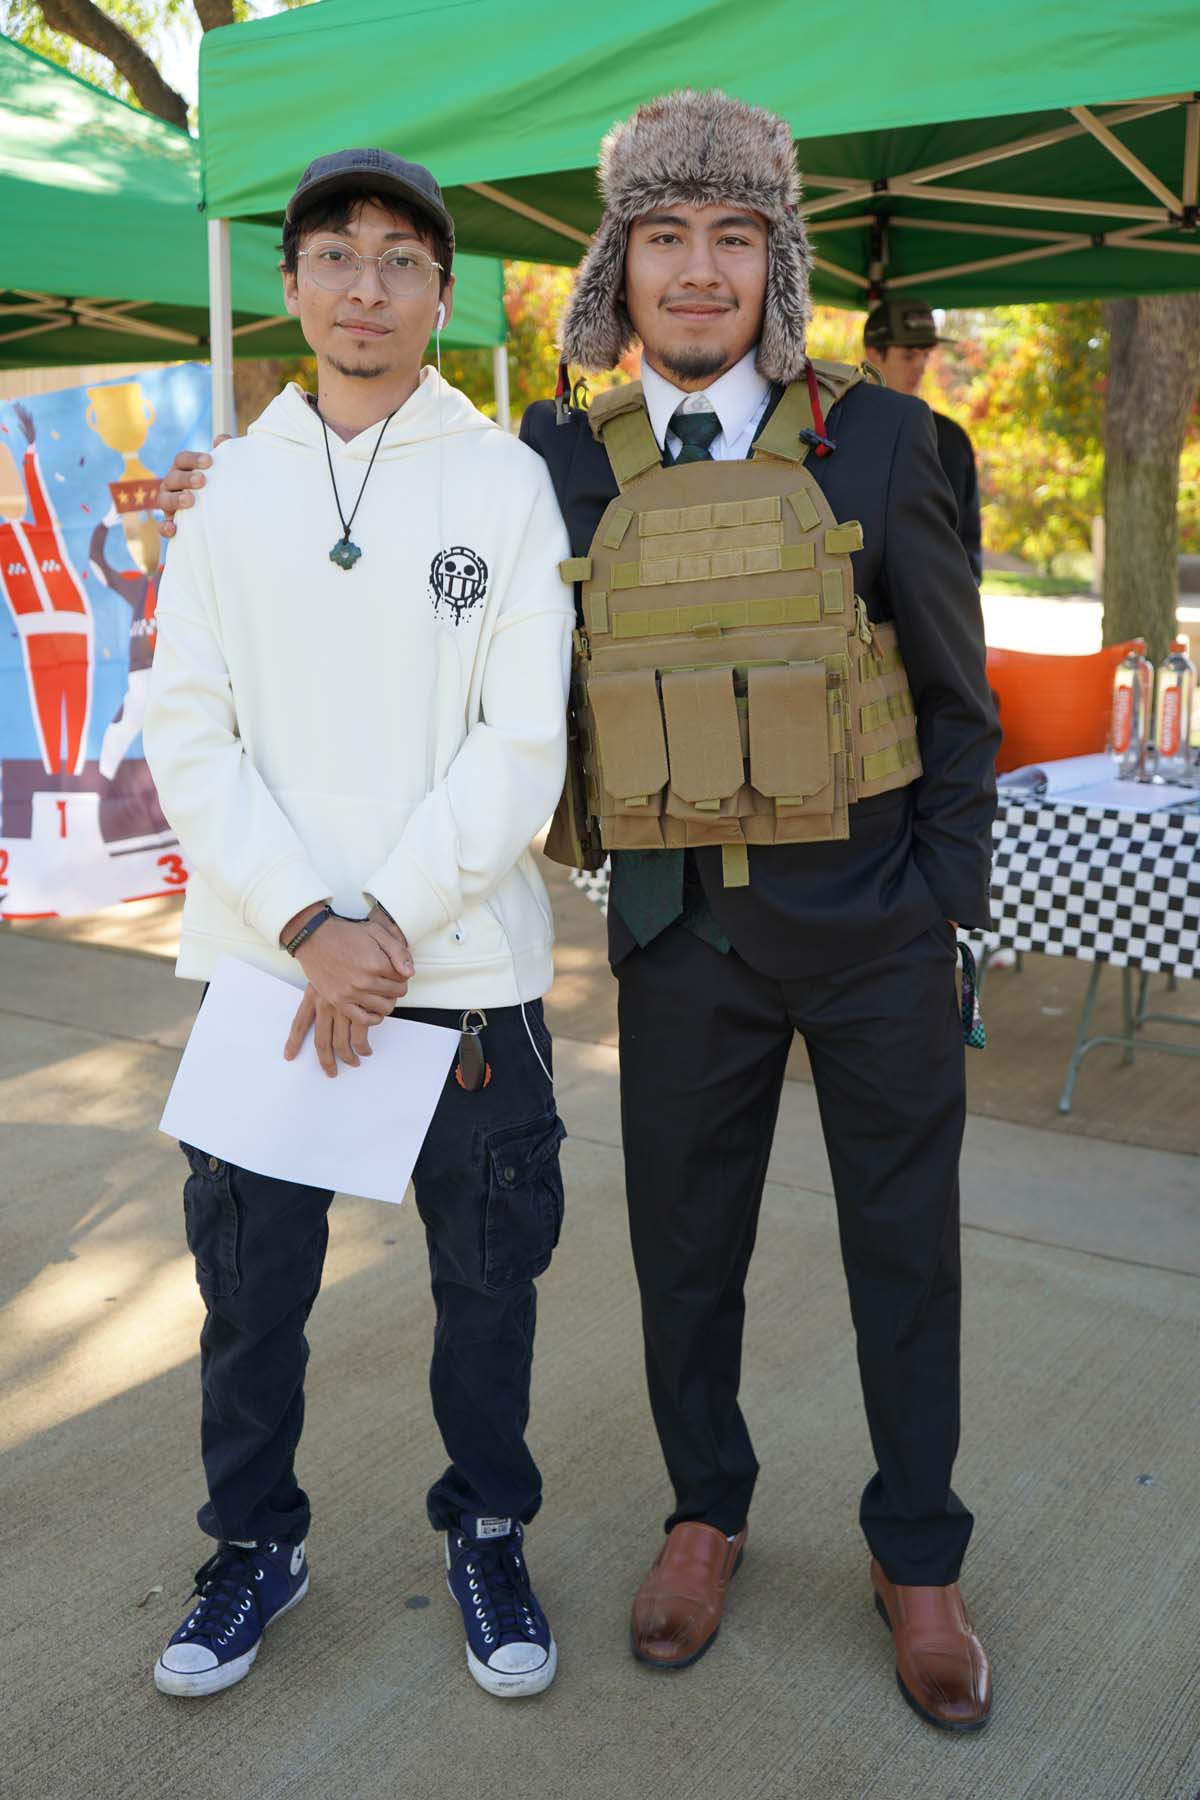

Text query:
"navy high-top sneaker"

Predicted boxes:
[[154, 1538, 309, 1697], [445, 1517, 556, 1697]]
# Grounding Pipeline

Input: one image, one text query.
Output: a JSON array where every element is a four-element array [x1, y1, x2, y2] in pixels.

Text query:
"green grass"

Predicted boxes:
[[980, 571, 1096, 599]]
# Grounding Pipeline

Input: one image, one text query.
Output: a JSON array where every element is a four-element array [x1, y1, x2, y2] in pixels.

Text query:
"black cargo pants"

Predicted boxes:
[[178, 1000, 565, 1545]]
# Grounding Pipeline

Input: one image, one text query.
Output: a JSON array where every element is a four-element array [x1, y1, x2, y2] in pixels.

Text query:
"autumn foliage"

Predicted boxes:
[[810, 300, 1200, 574]]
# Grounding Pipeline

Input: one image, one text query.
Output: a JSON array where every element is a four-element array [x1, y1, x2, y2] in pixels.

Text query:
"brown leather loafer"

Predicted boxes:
[[631, 1522, 747, 1669], [871, 1558, 992, 1731]]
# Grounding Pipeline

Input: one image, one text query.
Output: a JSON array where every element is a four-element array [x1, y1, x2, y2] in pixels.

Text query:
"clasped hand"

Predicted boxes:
[[282, 907, 413, 1077]]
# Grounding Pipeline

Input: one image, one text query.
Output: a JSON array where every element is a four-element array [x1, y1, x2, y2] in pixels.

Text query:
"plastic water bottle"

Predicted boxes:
[[1109, 639, 1153, 779], [1152, 635, 1196, 785]]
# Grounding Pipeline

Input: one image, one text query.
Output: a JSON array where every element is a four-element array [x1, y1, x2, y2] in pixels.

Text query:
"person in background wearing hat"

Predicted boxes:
[[863, 299, 983, 583], [143, 150, 572, 1702], [521, 91, 997, 1731]]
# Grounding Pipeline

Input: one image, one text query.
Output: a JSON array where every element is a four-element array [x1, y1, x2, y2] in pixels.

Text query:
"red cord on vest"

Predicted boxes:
[[804, 360, 832, 456]]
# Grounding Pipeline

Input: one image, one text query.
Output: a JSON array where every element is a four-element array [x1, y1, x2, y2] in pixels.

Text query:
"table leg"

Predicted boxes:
[[1058, 963, 1105, 1114], [1121, 969, 1136, 1065]]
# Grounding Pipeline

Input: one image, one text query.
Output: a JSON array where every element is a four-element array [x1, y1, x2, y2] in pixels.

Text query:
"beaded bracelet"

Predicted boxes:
[[283, 904, 336, 957]]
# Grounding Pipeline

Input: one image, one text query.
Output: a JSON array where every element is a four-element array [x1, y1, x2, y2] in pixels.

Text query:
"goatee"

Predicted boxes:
[[329, 357, 386, 381], [658, 347, 734, 384]]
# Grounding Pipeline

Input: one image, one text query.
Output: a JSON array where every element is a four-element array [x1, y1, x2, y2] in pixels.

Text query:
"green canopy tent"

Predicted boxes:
[[0, 37, 507, 407], [197, 0, 1200, 429]]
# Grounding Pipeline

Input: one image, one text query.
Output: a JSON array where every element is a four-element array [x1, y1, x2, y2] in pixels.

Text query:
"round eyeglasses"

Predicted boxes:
[[298, 241, 443, 298]]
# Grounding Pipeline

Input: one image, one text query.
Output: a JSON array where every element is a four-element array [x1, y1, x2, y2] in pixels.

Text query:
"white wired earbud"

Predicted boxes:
[[427, 284, 552, 1096]]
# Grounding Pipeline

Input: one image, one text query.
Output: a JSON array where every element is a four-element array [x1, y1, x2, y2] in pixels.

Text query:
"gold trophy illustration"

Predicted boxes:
[[86, 381, 160, 513]]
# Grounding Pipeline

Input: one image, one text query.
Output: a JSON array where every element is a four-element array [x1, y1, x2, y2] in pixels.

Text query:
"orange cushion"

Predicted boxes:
[[986, 642, 1138, 775]]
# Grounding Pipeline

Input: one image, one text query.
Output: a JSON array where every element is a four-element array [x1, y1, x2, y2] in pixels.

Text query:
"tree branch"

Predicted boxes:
[[36, 0, 190, 127], [193, 0, 236, 28]]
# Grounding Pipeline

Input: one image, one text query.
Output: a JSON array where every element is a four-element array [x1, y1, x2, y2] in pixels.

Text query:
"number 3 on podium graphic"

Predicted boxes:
[[157, 852, 187, 887]]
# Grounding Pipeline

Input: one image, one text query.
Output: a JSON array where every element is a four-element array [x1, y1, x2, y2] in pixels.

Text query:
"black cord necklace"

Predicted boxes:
[[318, 405, 398, 570]]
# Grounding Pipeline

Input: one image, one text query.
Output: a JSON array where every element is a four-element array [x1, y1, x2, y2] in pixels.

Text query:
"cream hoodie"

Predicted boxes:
[[144, 372, 572, 1007]]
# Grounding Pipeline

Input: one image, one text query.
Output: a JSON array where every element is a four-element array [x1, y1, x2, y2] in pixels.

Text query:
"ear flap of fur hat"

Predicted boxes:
[[559, 89, 813, 387]]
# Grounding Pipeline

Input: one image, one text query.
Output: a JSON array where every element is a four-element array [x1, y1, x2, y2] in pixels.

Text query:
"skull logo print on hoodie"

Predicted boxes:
[[430, 545, 489, 623]]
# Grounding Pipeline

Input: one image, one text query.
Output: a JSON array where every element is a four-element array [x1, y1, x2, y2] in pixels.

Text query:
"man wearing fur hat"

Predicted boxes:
[[521, 90, 998, 1731]]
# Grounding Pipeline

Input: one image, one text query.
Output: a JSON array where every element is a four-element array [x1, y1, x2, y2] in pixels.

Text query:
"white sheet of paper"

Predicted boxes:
[[159, 956, 461, 1205]]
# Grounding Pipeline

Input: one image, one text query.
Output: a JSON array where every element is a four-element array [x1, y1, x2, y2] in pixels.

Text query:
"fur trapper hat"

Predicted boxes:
[[559, 89, 812, 385]]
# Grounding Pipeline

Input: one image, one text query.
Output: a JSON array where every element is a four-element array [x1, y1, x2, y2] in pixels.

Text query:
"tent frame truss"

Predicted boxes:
[[0, 289, 204, 352], [797, 94, 1200, 297]]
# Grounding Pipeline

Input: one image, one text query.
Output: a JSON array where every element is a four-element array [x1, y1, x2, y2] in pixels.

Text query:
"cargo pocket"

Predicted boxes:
[[482, 1111, 567, 1290], [180, 1143, 241, 1300], [588, 667, 668, 816], [748, 661, 834, 811], [661, 665, 746, 818]]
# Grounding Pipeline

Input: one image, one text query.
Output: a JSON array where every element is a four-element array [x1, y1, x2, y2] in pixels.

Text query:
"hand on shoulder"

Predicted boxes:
[[156, 434, 231, 537]]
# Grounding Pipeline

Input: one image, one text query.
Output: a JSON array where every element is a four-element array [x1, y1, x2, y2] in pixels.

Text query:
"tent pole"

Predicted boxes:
[[811, 254, 869, 290], [1183, 102, 1200, 210], [208, 217, 235, 438], [492, 343, 511, 432], [885, 178, 1165, 223], [1069, 105, 1184, 213], [899, 100, 1180, 189], [464, 182, 592, 249], [807, 215, 878, 234], [1105, 232, 1200, 257], [895, 216, 1084, 243], [887, 235, 1093, 288]]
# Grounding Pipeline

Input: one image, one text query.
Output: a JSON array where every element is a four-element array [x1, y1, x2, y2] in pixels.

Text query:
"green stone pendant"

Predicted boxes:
[[329, 537, 362, 571]]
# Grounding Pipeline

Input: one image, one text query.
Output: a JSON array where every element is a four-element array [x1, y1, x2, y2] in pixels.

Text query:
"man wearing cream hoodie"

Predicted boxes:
[[143, 150, 572, 1703]]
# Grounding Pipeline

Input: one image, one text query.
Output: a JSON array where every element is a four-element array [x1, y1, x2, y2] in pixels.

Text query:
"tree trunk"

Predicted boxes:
[[37, 0, 189, 127], [1102, 294, 1200, 664], [193, 0, 236, 27], [234, 359, 294, 431]]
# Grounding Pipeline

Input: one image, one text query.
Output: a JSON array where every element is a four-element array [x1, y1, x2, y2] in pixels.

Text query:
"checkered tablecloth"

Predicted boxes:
[[567, 794, 1200, 980], [974, 797, 1200, 979]]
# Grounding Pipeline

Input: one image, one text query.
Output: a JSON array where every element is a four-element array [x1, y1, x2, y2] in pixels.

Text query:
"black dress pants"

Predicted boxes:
[[615, 919, 973, 1586]]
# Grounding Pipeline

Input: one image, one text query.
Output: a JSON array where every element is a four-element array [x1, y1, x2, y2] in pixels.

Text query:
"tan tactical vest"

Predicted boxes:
[[545, 360, 921, 887]]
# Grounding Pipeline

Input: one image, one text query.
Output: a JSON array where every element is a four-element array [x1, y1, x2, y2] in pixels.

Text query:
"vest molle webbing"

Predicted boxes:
[[545, 361, 921, 885]]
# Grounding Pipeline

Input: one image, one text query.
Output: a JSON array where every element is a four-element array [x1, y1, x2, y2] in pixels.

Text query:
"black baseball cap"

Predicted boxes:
[[285, 148, 455, 246], [863, 297, 952, 349]]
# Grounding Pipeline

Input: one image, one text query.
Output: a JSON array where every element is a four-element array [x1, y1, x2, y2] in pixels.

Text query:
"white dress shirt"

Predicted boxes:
[[640, 348, 772, 464]]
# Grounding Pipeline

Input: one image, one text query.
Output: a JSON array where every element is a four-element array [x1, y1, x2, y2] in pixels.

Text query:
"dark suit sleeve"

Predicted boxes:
[[883, 405, 999, 927], [517, 402, 543, 450], [959, 441, 982, 584], [947, 422, 983, 584]]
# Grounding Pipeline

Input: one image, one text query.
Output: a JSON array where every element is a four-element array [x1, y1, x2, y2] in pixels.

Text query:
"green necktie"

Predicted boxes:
[[668, 406, 722, 463], [610, 403, 732, 952]]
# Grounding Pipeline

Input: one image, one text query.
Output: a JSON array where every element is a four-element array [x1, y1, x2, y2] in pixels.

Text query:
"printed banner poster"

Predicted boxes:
[[0, 364, 210, 919]]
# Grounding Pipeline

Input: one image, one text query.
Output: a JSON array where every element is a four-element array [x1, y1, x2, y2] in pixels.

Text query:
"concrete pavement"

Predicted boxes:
[[2, 913, 1199, 1800]]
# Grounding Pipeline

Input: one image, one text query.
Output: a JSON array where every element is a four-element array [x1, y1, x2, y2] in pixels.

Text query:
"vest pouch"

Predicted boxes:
[[588, 666, 669, 819], [747, 661, 834, 812], [852, 623, 923, 796], [660, 666, 746, 822]]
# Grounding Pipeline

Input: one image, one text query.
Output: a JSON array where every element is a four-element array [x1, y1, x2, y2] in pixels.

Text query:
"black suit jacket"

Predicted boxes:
[[934, 411, 983, 584], [520, 380, 999, 978]]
